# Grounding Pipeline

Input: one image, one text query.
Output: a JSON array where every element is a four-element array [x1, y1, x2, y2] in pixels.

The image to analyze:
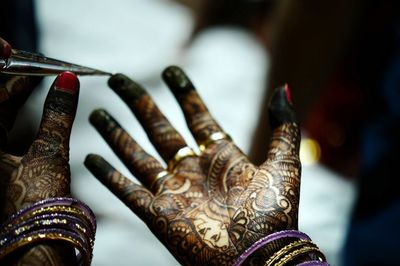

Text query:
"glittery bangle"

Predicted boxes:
[[275, 246, 326, 266], [0, 213, 94, 248], [2, 197, 96, 231], [2, 205, 96, 248], [232, 230, 312, 266], [0, 228, 91, 265], [264, 240, 318, 266], [0, 198, 96, 266], [297, 261, 331, 266]]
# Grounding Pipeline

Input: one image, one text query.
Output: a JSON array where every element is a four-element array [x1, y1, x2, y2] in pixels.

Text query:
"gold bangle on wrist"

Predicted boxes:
[[275, 246, 326, 266], [264, 240, 315, 266]]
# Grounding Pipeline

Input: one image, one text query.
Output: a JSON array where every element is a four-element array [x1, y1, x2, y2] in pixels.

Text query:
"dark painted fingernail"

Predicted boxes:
[[162, 66, 194, 94], [89, 109, 119, 136], [55, 72, 79, 94], [268, 85, 297, 129], [108, 73, 146, 101], [1, 43, 12, 59], [84, 154, 113, 180]]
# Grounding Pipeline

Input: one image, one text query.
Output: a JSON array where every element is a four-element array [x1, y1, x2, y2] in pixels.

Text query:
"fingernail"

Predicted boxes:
[[1, 43, 12, 59], [269, 85, 296, 129], [55, 72, 79, 94], [162, 66, 194, 93], [108, 73, 146, 101], [284, 84, 293, 105]]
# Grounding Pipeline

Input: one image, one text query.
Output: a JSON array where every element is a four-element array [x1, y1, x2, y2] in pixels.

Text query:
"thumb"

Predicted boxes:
[[26, 72, 79, 161]]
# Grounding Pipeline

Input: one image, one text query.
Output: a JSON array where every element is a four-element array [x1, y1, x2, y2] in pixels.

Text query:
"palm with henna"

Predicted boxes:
[[0, 38, 81, 266], [85, 66, 301, 265]]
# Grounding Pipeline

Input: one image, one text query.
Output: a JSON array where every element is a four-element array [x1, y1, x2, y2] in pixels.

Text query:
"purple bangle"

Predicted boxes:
[[0, 197, 96, 266], [297, 261, 331, 266], [0, 213, 94, 247], [2, 197, 96, 231], [0, 227, 91, 266], [232, 230, 312, 266]]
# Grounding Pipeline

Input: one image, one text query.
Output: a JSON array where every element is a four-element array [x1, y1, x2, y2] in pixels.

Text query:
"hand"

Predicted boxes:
[[0, 69, 80, 265], [0, 37, 41, 149], [85, 66, 301, 265]]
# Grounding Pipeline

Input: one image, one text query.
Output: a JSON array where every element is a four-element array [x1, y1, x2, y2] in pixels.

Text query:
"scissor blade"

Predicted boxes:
[[0, 49, 111, 76]]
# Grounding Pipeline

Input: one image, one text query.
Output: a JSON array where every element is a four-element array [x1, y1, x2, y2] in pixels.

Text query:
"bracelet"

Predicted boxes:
[[232, 230, 311, 266], [0, 228, 89, 261], [275, 246, 325, 266], [264, 240, 317, 266], [2, 197, 96, 230], [1, 213, 94, 248], [297, 262, 331, 266], [0, 197, 96, 266]]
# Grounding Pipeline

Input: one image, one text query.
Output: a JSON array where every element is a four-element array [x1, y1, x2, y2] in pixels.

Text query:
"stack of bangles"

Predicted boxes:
[[0, 197, 96, 266], [233, 230, 330, 266]]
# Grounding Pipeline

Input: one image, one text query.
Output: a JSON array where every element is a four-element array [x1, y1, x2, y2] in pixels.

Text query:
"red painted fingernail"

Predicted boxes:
[[284, 84, 293, 105], [1, 43, 12, 59], [55, 72, 79, 94]]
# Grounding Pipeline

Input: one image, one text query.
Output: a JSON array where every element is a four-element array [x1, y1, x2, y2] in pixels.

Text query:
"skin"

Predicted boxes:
[[85, 66, 306, 265], [0, 48, 80, 266]]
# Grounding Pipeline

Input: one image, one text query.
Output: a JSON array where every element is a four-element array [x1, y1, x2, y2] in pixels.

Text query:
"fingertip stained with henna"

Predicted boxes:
[[162, 66, 194, 93], [89, 109, 119, 135], [108, 73, 146, 101]]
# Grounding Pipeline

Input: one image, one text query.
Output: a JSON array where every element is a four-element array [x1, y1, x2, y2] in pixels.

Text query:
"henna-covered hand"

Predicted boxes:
[[0, 67, 81, 265], [85, 66, 301, 265], [0, 37, 42, 149]]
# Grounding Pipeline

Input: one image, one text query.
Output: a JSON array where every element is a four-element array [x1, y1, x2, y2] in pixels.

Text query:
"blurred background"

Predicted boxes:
[[2, 0, 399, 265]]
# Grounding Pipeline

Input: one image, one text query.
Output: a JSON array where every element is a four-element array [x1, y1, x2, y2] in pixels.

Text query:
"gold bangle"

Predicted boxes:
[[199, 131, 232, 152], [8, 206, 93, 231], [167, 146, 197, 171], [275, 246, 325, 266], [150, 170, 170, 191], [0, 231, 91, 265], [264, 240, 316, 266]]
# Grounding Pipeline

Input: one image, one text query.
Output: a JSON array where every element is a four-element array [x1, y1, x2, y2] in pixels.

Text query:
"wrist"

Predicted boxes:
[[234, 230, 328, 266]]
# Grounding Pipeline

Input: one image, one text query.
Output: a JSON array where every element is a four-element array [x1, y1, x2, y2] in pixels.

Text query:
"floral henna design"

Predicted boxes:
[[108, 74, 188, 162], [85, 67, 301, 265], [89, 109, 165, 189], [162, 66, 223, 143], [0, 72, 80, 266]]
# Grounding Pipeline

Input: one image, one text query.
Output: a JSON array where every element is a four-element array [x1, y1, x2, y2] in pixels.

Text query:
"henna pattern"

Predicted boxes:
[[108, 74, 187, 162], [89, 109, 165, 188], [162, 66, 223, 143], [0, 72, 80, 265], [86, 67, 302, 265]]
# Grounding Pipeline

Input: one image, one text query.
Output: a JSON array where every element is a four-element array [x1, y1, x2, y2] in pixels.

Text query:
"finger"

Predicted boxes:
[[108, 74, 187, 162], [0, 37, 12, 59], [89, 109, 165, 189], [0, 76, 42, 147], [265, 84, 300, 162], [162, 66, 223, 144], [84, 154, 154, 221], [26, 72, 79, 160]]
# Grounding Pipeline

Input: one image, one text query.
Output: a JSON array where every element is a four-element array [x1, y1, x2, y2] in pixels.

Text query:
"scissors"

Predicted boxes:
[[0, 49, 112, 76]]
